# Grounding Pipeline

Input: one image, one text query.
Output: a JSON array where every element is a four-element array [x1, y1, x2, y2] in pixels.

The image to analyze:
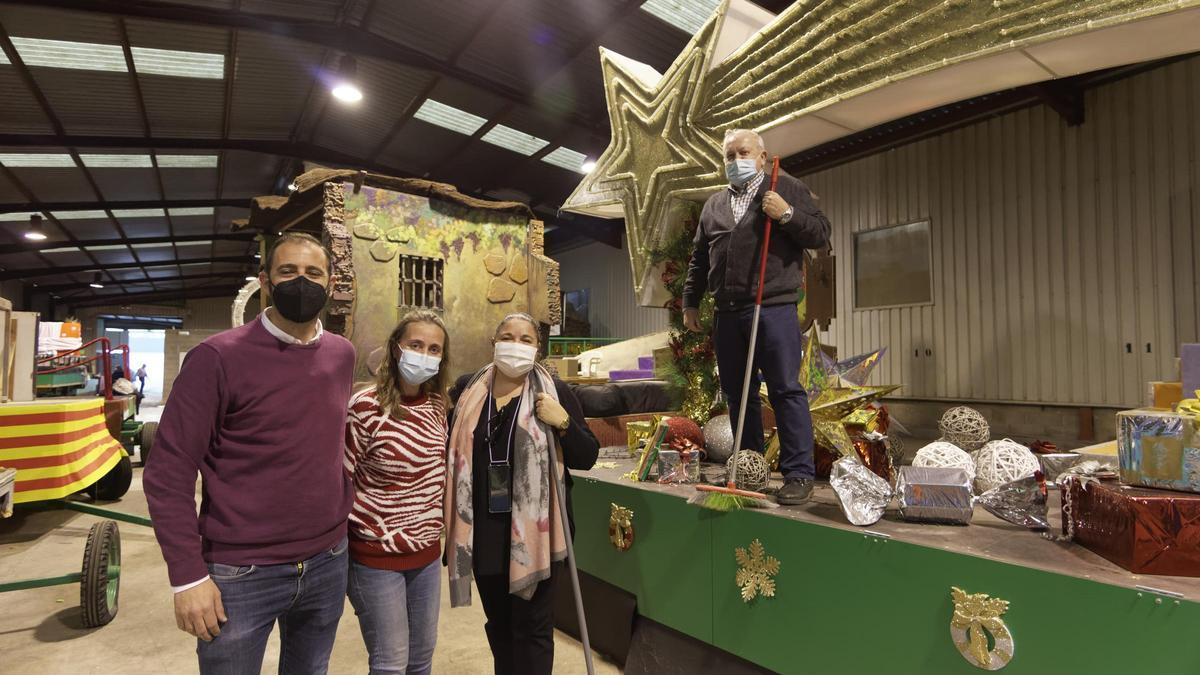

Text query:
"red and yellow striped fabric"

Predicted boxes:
[[0, 398, 125, 504]]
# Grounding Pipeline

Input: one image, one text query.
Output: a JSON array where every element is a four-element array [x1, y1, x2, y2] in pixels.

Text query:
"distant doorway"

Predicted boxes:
[[99, 314, 180, 406]]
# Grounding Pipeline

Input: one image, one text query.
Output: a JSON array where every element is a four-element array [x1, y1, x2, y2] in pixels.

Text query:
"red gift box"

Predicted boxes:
[[1063, 477, 1200, 577]]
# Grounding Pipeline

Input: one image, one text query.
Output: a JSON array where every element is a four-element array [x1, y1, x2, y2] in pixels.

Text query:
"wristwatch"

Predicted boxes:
[[780, 206, 794, 224], [556, 417, 571, 431]]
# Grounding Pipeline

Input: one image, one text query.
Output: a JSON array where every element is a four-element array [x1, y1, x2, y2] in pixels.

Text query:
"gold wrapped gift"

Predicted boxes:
[[625, 418, 660, 458]]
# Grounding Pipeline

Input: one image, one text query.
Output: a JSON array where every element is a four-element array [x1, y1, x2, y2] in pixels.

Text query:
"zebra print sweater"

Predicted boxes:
[[344, 386, 447, 570]]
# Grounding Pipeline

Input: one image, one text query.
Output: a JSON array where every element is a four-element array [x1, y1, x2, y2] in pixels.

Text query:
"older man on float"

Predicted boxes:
[[682, 129, 832, 505]]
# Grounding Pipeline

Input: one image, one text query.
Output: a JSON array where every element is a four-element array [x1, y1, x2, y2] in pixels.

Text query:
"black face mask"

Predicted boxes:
[[269, 276, 328, 324]]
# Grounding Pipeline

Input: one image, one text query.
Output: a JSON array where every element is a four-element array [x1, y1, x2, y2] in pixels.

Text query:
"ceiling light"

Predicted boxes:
[[9, 36, 127, 73], [244, 276, 256, 281], [156, 155, 219, 168], [112, 208, 166, 218], [80, 154, 153, 168], [330, 55, 363, 103], [168, 207, 215, 217], [24, 214, 47, 241], [413, 99, 486, 135], [51, 210, 108, 220], [89, 272, 105, 289], [581, 158, 597, 173], [130, 45, 225, 79], [639, 0, 720, 35], [541, 146, 591, 173], [287, 183, 298, 192], [480, 124, 549, 156], [0, 153, 75, 167]]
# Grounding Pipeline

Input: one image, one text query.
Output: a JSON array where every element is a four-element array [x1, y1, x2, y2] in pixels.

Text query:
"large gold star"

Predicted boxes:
[[561, 7, 726, 295]]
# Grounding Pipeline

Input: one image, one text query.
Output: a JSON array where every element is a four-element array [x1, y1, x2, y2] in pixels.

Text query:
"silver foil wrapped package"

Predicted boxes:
[[1037, 453, 1083, 483], [977, 472, 1049, 530], [896, 466, 974, 525], [830, 457, 892, 526]]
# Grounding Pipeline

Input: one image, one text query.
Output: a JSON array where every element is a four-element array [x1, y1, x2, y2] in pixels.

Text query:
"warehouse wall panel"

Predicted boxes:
[[805, 56, 1200, 408], [554, 234, 670, 339]]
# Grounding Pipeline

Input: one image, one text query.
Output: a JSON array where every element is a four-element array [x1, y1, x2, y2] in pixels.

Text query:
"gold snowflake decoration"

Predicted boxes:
[[734, 539, 780, 602]]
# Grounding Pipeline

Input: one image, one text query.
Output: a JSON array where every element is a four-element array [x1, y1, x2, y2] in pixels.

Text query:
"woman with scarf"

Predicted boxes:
[[445, 312, 599, 675], [345, 310, 450, 675]]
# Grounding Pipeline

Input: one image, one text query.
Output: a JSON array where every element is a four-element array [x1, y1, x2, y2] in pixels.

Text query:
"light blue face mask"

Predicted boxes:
[[397, 349, 441, 386], [725, 158, 759, 187]]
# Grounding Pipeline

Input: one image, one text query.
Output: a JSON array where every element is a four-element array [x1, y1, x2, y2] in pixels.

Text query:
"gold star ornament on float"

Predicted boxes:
[[563, 0, 1200, 303], [560, 9, 725, 296]]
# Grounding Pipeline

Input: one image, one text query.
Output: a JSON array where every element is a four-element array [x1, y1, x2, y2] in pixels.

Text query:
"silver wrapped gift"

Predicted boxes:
[[1037, 453, 1083, 483], [830, 457, 892, 526], [896, 466, 974, 525]]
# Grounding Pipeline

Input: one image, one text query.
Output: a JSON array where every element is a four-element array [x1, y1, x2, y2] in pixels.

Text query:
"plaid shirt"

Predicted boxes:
[[728, 171, 765, 223]]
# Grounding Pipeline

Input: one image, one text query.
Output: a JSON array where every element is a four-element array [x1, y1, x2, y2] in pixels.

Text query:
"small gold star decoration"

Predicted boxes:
[[609, 503, 634, 551], [734, 538, 780, 603]]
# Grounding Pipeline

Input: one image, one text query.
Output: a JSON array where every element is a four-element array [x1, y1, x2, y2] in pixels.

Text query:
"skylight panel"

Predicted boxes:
[[481, 124, 549, 156], [129, 242, 170, 250], [168, 207, 215, 217], [41, 246, 80, 254], [84, 244, 129, 252], [112, 208, 166, 218], [9, 36, 127, 73], [173, 240, 213, 247], [542, 146, 589, 173], [0, 212, 40, 222], [640, 0, 720, 35], [80, 154, 154, 168], [178, 262, 210, 268], [156, 154, 219, 168], [412, 99, 487, 135], [50, 210, 108, 220], [0, 153, 75, 167], [131, 46, 225, 79]]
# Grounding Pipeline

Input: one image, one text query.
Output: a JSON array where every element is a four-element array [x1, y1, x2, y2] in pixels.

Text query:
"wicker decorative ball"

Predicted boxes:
[[938, 406, 990, 451], [912, 441, 976, 481], [703, 415, 735, 463], [974, 438, 1040, 493], [726, 449, 769, 493], [664, 416, 705, 450]]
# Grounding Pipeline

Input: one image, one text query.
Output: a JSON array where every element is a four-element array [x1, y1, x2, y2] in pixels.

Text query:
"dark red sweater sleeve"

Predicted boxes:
[[144, 343, 225, 586]]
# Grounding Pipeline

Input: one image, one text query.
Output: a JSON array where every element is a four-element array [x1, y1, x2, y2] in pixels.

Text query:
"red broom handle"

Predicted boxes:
[[755, 157, 782, 305]]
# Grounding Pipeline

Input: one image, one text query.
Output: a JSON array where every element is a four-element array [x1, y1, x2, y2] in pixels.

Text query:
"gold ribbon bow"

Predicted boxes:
[[1177, 390, 1200, 417]]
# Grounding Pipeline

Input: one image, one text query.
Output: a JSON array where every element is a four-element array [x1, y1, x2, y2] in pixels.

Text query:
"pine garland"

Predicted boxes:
[[651, 220, 719, 424]]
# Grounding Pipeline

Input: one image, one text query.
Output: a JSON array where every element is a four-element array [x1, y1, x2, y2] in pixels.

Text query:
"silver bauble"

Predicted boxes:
[[702, 414, 735, 463]]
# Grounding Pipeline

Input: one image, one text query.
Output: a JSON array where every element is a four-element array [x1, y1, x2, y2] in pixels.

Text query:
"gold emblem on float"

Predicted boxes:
[[734, 539, 779, 603], [950, 587, 1015, 670], [608, 503, 634, 551]]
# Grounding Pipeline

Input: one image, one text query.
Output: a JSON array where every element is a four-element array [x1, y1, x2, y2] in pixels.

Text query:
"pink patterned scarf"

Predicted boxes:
[[445, 364, 567, 606]]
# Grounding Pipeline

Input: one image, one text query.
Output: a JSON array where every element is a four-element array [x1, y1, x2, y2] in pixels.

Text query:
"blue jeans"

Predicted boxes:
[[197, 537, 349, 675], [347, 558, 441, 675], [714, 304, 815, 480]]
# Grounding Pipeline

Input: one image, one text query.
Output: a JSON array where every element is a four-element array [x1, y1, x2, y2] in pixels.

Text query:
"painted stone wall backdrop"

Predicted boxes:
[[339, 183, 534, 382]]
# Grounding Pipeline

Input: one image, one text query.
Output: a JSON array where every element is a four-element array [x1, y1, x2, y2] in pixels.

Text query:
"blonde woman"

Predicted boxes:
[[345, 310, 450, 675]]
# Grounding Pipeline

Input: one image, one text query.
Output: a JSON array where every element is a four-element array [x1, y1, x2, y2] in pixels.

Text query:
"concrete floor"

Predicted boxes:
[[0, 460, 620, 674]]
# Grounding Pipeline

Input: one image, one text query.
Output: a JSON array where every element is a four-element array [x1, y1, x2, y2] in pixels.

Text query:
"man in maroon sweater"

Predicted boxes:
[[145, 233, 356, 674]]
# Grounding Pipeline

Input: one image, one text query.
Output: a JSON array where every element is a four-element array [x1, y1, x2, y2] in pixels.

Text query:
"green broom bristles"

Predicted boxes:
[[687, 490, 778, 511]]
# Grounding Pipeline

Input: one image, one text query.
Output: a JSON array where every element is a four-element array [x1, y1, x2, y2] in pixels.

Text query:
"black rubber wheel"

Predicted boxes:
[[139, 421, 158, 466], [90, 455, 133, 501], [80, 520, 121, 628]]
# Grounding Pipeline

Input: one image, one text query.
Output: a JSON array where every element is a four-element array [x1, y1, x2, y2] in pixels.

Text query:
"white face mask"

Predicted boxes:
[[493, 341, 537, 378], [396, 349, 441, 386]]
